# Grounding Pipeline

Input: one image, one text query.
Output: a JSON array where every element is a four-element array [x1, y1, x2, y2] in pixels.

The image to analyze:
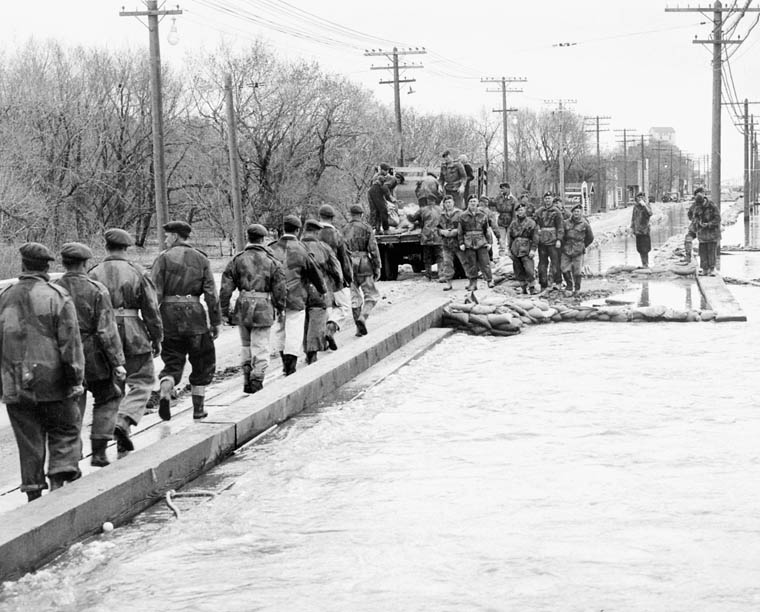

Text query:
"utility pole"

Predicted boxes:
[[668, 147, 674, 195], [365, 47, 426, 167], [584, 115, 611, 211], [120, 1, 183, 248], [678, 150, 683, 196], [224, 74, 245, 252], [640, 135, 649, 198], [666, 1, 757, 215], [545, 99, 576, 199], [753, 118, 758, 209], [482, 76, 526, 182], [614, 129, 638, 205]]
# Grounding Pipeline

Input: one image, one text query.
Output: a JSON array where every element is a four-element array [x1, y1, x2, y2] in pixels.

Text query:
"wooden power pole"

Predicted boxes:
[[482, 76, 526, 182], [224, 74, 245, 252], [584, 115, 611, 211]]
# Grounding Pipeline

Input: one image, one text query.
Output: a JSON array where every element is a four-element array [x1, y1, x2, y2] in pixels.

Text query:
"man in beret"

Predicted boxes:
[[406, 193, 443, 281], [438, 150, 468, 209], [89, 228, 162, 455], [458, 194, 494, 290], [535, 191, 565, 291], [220, 224, 286, 393], [301, 219, 343, 363], [0, 243, 85, 500], [55, 243, 127, 467], [507, 202, 539, 294], [437, 194, 466, 292], [494, 182, 517, 255], [269, 215, 327, 376], [317, 204, 353, 351], [561, 203, 594, 296], [151, 221, 221, 421], [342, 204, 381, 335]]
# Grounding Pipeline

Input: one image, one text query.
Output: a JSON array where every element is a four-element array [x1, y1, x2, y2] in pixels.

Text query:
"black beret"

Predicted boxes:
[[515, 202, 526, 210], [60, 242, 93, 261], [318, 204, 335, 219], [303, 218, 323, 230], [571, 203, 583, 211], [19, 242, 55, 262], [349, 204, 364, 215], [246, 224, 268, 239], [543, 191, 553, 198], [104, 228, 134, 247], [163, 220, 191, 238], [499, 182, 510, 189], [379, 162, 391, 171], [283, 215, 302, 229]]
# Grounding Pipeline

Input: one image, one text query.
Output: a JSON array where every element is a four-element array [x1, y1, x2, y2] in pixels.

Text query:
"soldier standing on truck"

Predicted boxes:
[[151, 221, 221, 421], [495, 182, 517, 254], [415, 172, 442, 206], [55, 242, 126, 468], [367, 163, 396, 234], [342, 204, 381, 336], [458, 154, 476, 202], [438, 194, 466, 291], [535, 192, 565, 291], [219, 224, 286, 394], [438, 150, 467, 209], [89, 228, 162, 456], [458, 194, 494, 290]]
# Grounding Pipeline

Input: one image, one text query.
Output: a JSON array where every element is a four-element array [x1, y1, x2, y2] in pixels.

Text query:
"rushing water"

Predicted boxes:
[[2, 286, 759, 612]]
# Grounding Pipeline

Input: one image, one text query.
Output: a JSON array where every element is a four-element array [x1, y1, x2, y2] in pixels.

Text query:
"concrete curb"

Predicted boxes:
[[0, 297, 449, 580]]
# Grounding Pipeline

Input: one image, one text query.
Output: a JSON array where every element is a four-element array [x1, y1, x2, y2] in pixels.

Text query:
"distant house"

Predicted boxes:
[[649, 126, 676, 144]]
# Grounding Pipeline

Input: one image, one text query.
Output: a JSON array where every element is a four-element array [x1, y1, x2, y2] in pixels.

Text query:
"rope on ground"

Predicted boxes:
[[165, 489, 217, 519]]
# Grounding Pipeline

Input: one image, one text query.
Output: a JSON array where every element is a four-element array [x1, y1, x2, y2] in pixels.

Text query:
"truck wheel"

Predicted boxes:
[[382, 250, 399, 281]]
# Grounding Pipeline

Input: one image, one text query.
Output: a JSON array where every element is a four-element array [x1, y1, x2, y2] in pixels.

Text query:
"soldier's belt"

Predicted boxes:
[[353, 251, 369, 256], [115, 308, 140, 317], [163, 295, 201, 303], [240, 291, 270, 299]]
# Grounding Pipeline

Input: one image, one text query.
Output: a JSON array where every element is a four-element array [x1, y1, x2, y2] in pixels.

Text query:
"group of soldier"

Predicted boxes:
[[0, 204, 381, 502]]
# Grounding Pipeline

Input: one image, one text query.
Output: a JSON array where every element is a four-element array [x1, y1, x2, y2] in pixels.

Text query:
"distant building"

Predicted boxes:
[[649, 126, 676, 144]]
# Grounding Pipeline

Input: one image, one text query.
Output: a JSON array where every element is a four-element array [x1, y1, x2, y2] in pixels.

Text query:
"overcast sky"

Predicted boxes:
[[2, 0, 758, 181]]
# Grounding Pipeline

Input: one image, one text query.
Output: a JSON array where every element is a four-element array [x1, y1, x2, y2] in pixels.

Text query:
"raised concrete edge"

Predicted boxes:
[[0, 296, 449, 581]]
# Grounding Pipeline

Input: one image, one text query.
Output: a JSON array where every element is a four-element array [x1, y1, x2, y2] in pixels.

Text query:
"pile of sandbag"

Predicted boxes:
[[442, 295, 717, 336]]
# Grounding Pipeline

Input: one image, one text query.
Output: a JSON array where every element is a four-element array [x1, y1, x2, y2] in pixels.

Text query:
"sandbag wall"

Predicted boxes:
[[442, 297, 718, 336]]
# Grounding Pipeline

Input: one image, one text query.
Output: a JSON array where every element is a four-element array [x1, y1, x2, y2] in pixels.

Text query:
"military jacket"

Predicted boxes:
[[151, 243, 221, 337], [507, 217, 539, 258], [694, 201, 721, 242], [0, 273, 84, 403], [439, 160, 466, 189], [269, 235, 327, 312], [535, 204, 566, 246], [458, 209, 490, 250], [342, 219, 380, 278], [220, 243, 287, 329], [494, 193, 516, 228], [406, 204, 443, 246], [89, 255, 162, 356], [562, 218, 595, 258], [302, 236, 342, 309], [438, 207, 462, 250], [318, 223, 353, 286], [55, 272, 125, 384]]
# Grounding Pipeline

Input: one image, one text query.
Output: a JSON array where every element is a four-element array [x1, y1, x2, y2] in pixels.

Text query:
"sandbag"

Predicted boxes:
[[443, 310, 470, 326], [471, 304, 497, 315], [468, 313, 491, 329], [488, 313, 516, 327], [700, 310, 716, 321]]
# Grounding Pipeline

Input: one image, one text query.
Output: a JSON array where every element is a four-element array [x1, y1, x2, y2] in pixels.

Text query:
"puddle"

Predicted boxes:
[[584, 279, 705, 311]]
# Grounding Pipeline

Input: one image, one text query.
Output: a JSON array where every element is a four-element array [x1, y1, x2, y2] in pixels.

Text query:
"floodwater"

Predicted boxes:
[[2, 287, 759, 612]]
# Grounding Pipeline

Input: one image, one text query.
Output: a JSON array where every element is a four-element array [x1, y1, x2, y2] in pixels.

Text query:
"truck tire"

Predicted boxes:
[[381, 249, 399, 281]]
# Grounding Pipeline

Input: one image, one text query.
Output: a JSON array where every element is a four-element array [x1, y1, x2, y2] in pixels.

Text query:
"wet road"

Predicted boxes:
[[3, 286, 759, 611]]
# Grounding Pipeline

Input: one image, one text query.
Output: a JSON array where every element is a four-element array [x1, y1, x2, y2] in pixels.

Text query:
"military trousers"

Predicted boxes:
[[273, 308, 306, 358], [78, 378, 121, 442], [350, 275, 380, 317], [328, 287, 351, 329], [463, 246, 492, 282], [497, 226, 509, 253], [239, 325, 271, 382], [512, 254, 536, 285], [304, 306, 328, 353], [561, 253, 584, 291], [158, 333, 216, 388], [440, 245, 467, 281], [118, 352, 155, 426], [537, 244, 562, 288], [7, 398, 82, 492]]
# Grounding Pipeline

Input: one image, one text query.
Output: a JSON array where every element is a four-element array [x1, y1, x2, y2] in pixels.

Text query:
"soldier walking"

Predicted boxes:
[[507, 202, 539, 294], [55, 243, 127, 467], [535, 192, 565, 291], [220, 224, 286, 393], [438, 195, 466, 292], [317, 205, 353, 350], [560, 203, 595, 295], [89, 229, 162, 455], [151, 221, 221, 421], [342, 204, 381, 335], [458, 194, 494, 290], [301, 219, 343, 363], [1, 243, 85, 501], [270, 215, 327, 376]]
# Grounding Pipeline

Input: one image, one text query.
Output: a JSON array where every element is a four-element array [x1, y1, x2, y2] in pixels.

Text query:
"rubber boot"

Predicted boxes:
[[283, 354, 298, 376], [191, 387, 207, 420], [640, 253, 649, 268], [682, 237, 693, 263], [306, 351, 318, 364], [249, 378, 263, 394], [158, 376, 174, 421], [466, 278, 478, 291], [325, 321, 339, 350], [49, 474, 67, 491], [91, 439, 110, 467], [521, 284, 528, 295], [26, 490, 42, 503], [353, 307, 367, 336], [114, 415, 135, 453], [242, 364, 253, 394]]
